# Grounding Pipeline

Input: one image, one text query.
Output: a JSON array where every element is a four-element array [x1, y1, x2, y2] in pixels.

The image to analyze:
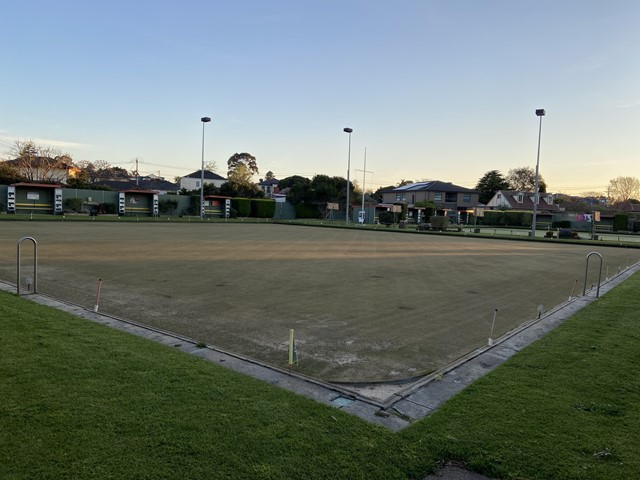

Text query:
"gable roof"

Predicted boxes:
[[385, 180, 478, 193], [492, 190, 560, 211], [183, 170, 226, 181]]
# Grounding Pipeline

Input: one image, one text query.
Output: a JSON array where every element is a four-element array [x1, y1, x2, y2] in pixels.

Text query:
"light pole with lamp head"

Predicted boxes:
[[200, 116, 211, 220], [531, 109, 545, 238], [343, 127, 353, 225]]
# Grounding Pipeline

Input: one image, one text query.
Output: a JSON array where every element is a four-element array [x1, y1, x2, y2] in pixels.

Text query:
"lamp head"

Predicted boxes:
[[201, 117, 211, 123], [343, 127, 353, 133], [535, 109, 545, 117]]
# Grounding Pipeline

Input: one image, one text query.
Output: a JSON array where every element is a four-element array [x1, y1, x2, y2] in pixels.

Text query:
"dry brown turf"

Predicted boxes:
[[0, 221, 635, 383]]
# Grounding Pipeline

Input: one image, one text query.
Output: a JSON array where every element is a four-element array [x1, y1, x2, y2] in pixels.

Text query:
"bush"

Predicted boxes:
[[101, 203, 117, 214], [559, 228, 580, 239], [250, 199, 276, 218], [483, 210, 532, 227], [63, 198, 83, 213], [429, 215, 450, 230], [158, 198, 178, 214], [378, 211, 395, 226], [552, 220, 571, 229], [613, 213, 628, 231], [232, 198, 251, 217], [294, 203, 321, 219]]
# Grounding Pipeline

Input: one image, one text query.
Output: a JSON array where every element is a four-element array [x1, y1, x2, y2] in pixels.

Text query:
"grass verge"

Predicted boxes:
[[2, 272, 640, 479]]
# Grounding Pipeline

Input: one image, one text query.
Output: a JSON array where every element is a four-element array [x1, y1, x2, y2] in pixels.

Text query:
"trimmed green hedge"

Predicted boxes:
[[232, 198, 251, 217], [250, 199, 276, 218], [483, 210, 532, 227]]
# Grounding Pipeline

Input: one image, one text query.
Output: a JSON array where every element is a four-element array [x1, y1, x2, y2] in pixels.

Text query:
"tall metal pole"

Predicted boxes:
[[532, 109, 545, 238], [200, 116, 211, 220], [361, 147, 367, 223], [343, 127, 353, 225]]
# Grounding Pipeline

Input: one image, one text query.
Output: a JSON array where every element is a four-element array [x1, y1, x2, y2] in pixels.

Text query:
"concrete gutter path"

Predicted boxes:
[[3, 263, 638, 479]]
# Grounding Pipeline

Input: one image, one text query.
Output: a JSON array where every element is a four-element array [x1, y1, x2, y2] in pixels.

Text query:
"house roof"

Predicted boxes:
[[493, 190, 561, 211], [259, 178, 279, 186], [183, 170, 226, 181], [385, 180, 478, 193]]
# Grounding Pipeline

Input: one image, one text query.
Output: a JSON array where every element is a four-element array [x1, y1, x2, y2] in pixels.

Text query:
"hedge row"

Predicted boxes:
[[481, 210, 532, 227]]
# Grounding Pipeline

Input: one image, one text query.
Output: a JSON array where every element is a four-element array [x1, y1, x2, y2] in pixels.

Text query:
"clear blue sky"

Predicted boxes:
[[1, 1, 638, 194]]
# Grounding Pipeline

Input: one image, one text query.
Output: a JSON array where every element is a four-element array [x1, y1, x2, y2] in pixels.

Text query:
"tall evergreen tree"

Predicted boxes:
[[475, 170, 510, 204]]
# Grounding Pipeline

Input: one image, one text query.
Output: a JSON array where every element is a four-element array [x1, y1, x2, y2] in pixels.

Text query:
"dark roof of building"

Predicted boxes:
[[137, 179, 180, 191], [92, 180, 152, 192], [259, 178, 279, 186], [493, 190, 561, 211], [384, 180, 478, 193], [183, 170, 226, 181]]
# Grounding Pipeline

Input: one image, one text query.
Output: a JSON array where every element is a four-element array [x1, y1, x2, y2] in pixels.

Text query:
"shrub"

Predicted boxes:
[[483, 210, 532, 227], [232, 198, 251, 217], [158, 198, 178, 214], [294, 203, 321, 219], [250, 199, 276, 218], [613, 213, 628, 231], [552, 220, 571, 229], [429, 215, 450, 230], [100, 203, 117, 214], [378, 211, 395, 226], [63, 198, 83, 213], [559, 228, 580, 239]]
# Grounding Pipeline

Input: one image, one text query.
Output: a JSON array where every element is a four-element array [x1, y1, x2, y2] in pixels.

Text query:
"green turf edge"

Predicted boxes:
[[399, 271, 640, 480], [0, 291, 414, 480], [2, 271, 640, 479]]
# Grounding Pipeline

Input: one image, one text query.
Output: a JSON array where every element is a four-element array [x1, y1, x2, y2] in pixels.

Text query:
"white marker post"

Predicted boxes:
[[569, 279, 578, 301], [94, 278, 103, 312], [488, 309, 498, 346]]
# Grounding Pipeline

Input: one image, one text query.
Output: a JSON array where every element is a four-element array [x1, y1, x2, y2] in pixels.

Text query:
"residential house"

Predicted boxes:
[[4, 157, 80, 185], [180, 170, 226, 191], [258, 178, 280, 198], [380, 180, 479, 222], [485, 190, 561, 213]]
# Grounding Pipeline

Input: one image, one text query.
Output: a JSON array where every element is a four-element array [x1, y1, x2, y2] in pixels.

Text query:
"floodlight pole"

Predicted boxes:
[[531, 109, 545, 238], [200, 116, 211, 220], [343, 127, 353, 225]]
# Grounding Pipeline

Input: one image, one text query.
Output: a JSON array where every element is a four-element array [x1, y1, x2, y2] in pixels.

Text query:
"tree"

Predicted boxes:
[[220, 163, 263, 198], [265, 170, 275, 180], [279, 176, 312, 204], [227, 153, 258, 177], [506, 166, 546, 193], [608, 176, 640, 203], [475, 170, 510, 204], [204, 161, 218, 173], [6, 139, 75, 183], [0, 162, 26, 184]]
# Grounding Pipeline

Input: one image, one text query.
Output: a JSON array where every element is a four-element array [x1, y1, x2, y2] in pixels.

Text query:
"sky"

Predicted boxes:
[[1, 0, 638, 194]]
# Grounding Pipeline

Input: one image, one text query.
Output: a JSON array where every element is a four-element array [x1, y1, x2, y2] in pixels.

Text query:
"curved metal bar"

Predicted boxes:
[[17, 237, 38, 295], [583, 251, 603, 298]]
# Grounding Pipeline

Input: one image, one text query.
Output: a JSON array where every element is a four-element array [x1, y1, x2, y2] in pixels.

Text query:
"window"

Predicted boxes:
[[396, 193, 401, 201], [517, 193, 523, 203], [196, 181, 200, 188], [434, 192, 442, 201], [463, 193, 471, 202]]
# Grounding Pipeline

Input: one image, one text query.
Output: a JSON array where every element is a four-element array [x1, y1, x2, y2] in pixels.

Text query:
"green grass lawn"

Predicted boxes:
[[2, 272, 640, 479]]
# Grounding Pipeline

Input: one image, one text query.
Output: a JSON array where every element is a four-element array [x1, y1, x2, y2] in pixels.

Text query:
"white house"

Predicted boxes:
[[486, 190, 560, 212], [180, 170, 226, 191]]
